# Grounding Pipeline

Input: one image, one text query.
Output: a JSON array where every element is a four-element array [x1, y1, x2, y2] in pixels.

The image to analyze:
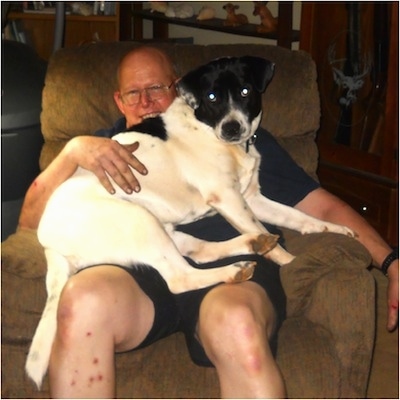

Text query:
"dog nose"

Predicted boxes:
[[222, 120, 242, 140]]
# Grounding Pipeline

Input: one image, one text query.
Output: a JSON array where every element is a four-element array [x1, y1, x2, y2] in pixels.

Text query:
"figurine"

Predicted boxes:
[[165, 4, 194, 18], [223, 3, 249, 27], [253, 1, 277, 33], [196, 6, 216, 21], [71, 2, 93, 16], [149, 1, 168, 13]]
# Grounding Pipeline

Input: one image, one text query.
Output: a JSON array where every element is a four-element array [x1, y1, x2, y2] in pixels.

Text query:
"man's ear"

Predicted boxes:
[[241, 56, 275, 93], [114, 91, 126, 115]]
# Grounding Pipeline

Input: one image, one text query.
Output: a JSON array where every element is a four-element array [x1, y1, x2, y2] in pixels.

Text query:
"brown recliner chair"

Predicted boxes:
[[1, 42, 375, 398]]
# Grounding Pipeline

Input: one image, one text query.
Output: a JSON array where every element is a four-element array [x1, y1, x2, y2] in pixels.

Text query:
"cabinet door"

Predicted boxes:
[[7, 3, 121, 61], [300, 2, 398, 245], [300, 2, 398, 179]]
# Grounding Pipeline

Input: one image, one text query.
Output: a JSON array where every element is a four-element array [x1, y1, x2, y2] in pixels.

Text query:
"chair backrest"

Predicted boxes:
[[40, 42, 320, 175]]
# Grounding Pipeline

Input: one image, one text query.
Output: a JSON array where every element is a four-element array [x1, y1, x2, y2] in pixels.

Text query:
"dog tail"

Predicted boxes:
[[25, 249, 71, 389]]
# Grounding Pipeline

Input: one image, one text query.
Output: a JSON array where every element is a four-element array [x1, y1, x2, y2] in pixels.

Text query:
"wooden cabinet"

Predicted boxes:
[[300, 2, 398, 245], [6, 2, 125, 60]]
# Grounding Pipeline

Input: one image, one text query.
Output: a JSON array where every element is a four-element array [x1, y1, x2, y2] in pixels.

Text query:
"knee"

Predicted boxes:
[[199, 295, 276, 373], [56, 274, 111, 342]]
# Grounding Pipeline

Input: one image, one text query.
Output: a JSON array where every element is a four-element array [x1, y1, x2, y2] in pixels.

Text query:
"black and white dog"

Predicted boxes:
[[26, 56, 354, 388]]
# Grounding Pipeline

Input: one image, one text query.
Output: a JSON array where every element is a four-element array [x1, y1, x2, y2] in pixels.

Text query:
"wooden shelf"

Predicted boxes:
[[8, 11, 118, 22], [131, 3, 299, 49], [132, 9, 299, 43], [6, 4, 121, 60]]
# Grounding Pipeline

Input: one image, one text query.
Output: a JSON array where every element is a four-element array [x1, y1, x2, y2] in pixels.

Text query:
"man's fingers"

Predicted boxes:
[[95, 158, 138, 194], [387, 305, 398, 332], [122, 142, 148, 175], [94, 168, 116, 195], [124, 142, 140, 152], [386, 275, 399, 332], [110, 153, 143, 193]]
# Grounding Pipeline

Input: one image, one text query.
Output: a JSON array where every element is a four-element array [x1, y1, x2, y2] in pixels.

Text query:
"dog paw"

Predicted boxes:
[[301, 222, 356, 238], [250, 234, 279, 255], [231, 261, 256, 282], [325, 223, 356, 238]]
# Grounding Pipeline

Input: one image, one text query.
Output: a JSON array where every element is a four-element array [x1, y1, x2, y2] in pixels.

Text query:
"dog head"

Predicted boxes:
[[177, 56, 274, 144]]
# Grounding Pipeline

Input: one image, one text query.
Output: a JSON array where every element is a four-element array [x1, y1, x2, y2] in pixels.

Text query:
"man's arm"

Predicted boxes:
[[296, 187, 399, 331], [18, 136, 147, 230]]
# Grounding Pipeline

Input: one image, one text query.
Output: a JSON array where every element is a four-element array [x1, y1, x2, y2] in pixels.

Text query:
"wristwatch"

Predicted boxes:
[[381, 247, 399, 276]]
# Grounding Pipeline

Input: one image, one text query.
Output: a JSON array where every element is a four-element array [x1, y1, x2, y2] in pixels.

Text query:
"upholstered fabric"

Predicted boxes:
[[1, 42, 375, 399], [39, 42, 320, 178]]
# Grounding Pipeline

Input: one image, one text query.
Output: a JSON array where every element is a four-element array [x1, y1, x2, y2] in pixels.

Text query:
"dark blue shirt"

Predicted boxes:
[[96, 117, 319, 241]]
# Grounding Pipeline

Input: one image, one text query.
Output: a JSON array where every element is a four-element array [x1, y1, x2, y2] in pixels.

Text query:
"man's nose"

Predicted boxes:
[[139, 90, 151, 106]]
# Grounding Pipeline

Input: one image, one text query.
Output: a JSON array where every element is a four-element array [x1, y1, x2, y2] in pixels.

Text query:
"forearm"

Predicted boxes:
[[296, 188, 393, 268], [18, 144, 79, 230], [18, 135, 148, 230]]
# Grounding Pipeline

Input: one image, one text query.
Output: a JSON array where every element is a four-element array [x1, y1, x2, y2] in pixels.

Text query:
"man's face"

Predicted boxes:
[[114, 50, 177, 128]]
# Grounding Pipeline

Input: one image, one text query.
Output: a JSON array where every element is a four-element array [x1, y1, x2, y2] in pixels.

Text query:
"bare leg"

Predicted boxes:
[[197, 282, 286, 398], [49, 266, 154, 399]]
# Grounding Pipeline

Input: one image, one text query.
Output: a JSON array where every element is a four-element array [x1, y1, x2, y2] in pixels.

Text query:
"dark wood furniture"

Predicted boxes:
[[6, 2, 299, 59], [6, 2, 125, 60], [300, 2, 398, 245], [130, 2, 299, 49]]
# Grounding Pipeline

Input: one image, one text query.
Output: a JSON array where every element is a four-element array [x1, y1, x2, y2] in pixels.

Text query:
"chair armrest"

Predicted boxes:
[[280, 232, 375, 397]]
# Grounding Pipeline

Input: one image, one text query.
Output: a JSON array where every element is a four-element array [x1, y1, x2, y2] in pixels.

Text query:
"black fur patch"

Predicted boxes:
[[126, 116, 167, 140]]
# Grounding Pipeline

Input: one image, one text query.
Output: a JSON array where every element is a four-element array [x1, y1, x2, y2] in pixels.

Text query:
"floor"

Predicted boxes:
[[367, 269, 399, 398]]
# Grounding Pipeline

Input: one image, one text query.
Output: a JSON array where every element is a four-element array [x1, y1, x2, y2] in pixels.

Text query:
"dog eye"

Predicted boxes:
[[241, 87, 250, 97], [207, 92, 217, 102]]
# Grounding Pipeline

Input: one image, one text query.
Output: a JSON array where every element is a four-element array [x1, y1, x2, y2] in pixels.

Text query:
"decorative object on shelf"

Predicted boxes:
[[149, 1, 168, 14], [222, 3, 248, 27], [132, 2, 299, 48], [71, 2, 93, 16], [164, 3, 194, 19], [149, 1, 194, 19], [253, 1, 277, 33], [196, 6, 215, 21]]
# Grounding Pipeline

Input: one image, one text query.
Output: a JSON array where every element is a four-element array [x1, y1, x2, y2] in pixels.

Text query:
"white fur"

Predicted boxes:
[[26, 95, 354, 389], [165, 4, 194, 18]]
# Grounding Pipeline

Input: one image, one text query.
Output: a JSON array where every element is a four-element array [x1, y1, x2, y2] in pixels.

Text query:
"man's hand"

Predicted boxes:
[[66, 136, 148, 194], [19, 135, 148, 230], [387, 261, 399, 331]]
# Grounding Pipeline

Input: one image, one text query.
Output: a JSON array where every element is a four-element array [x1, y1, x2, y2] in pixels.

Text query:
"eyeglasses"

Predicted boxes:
[[120, 82, 175, 106]]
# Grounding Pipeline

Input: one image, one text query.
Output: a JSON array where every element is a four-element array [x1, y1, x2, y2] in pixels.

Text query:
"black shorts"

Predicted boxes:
[[125, 254, 286, 367]]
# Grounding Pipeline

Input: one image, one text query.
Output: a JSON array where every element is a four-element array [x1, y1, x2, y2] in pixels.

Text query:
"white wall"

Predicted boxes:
[[142, 1, 302, 49]]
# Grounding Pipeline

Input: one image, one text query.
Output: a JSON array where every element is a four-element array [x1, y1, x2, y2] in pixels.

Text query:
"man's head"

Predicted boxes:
[[114, 47, 178, 127]]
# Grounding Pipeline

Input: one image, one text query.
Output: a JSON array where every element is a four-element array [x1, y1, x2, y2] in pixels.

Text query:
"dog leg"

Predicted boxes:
[[248, 193, 356, 237], [25, 249, 73, 389], [205, 190, 301, 266], [127, 232, 256, 293], [169, 229, 278, 263], [98, 209, 257, 292], [263, 245, 295, 265], [158, 256, 256, 293], [41, 200, 256, 294]]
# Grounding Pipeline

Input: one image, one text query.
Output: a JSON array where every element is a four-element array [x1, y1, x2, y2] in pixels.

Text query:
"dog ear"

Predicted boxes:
[[241, 56, 275, 93], [176, 69, 204, 109]]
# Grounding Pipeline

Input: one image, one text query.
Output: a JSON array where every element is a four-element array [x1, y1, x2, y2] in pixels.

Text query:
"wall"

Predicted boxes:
[[142, 1, 302, 49]]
